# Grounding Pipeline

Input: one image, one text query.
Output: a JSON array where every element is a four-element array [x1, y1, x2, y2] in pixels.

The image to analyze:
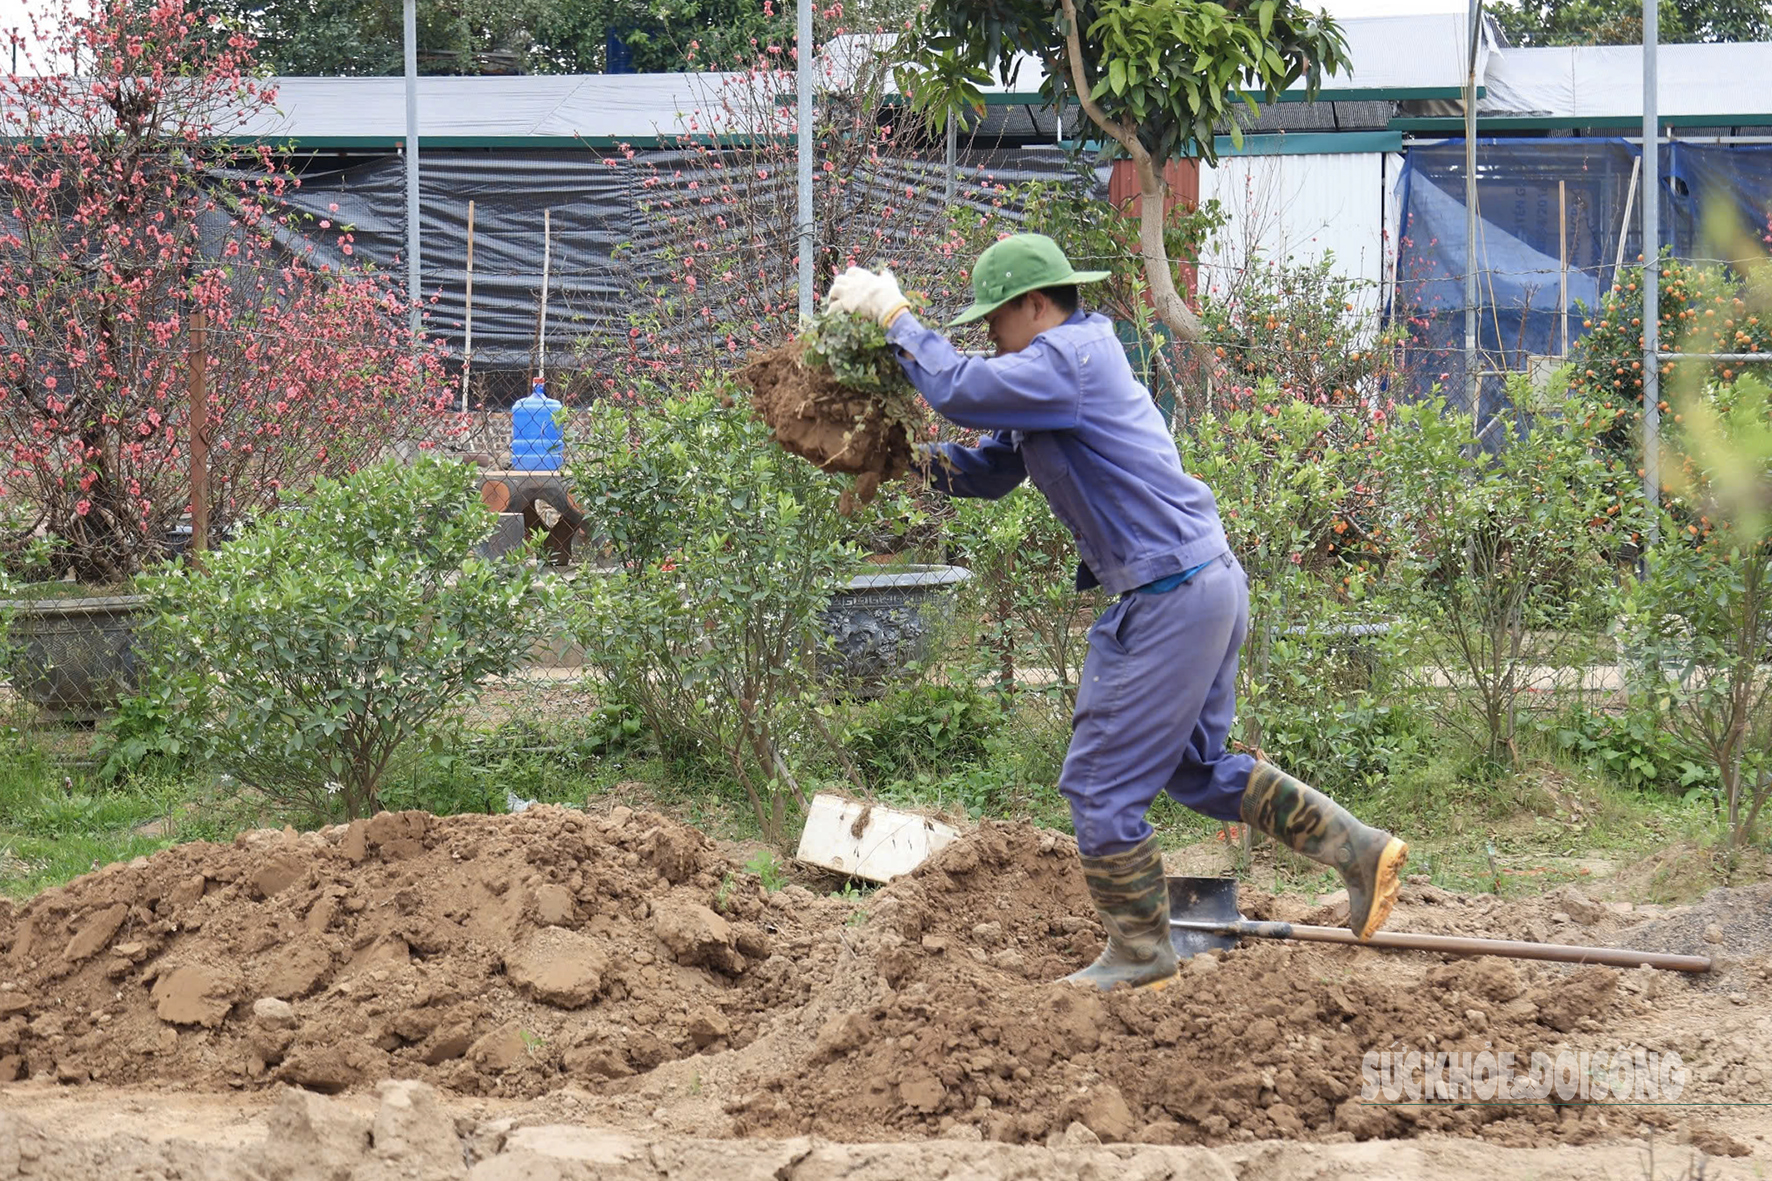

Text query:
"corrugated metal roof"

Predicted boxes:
[[229, 11, 1480, 147], [239, 72, 757, 145]]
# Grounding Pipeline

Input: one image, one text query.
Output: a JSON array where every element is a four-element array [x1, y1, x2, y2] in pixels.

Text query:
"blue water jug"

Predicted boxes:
[[511, 378, 563, 471]]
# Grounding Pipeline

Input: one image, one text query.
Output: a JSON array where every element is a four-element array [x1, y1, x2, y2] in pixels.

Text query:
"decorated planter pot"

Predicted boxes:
[[817, 565, 971, 694]]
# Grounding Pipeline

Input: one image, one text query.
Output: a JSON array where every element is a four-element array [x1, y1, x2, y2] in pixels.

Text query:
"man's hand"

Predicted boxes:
[[824, 266, 911, 327]]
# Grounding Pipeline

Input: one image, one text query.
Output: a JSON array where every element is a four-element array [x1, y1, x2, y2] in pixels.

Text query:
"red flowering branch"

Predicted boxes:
[[574, 28, 973, 405]]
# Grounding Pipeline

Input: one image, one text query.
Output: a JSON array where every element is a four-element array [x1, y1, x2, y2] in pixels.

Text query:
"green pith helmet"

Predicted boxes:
[[950, 233, 1109, 326]]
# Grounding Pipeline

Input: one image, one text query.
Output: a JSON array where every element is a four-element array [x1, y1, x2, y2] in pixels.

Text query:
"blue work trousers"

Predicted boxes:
[[1059, 551, 1255, 856]]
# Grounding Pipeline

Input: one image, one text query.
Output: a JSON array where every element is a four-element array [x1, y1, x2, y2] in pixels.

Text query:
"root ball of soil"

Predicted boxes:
[[741, 338, 914, 515]]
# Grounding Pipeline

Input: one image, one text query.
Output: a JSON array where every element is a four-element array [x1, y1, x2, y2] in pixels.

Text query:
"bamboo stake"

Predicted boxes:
[[462, 198, 474, 413], [1612, 154, 1641, 276], [538, 207, 552, 382]]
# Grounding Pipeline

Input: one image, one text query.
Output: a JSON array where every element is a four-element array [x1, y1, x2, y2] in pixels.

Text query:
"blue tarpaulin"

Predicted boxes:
[[1391, 139, 1772, 414], [1667, 143, 1772, 252], [1403, 170, 1600, 325]]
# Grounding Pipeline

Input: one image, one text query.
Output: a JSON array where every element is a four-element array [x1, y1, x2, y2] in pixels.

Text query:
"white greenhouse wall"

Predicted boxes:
[[1195, 151, 1399, 326]]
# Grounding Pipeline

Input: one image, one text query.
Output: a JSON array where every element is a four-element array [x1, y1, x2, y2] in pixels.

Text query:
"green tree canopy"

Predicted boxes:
[[901, 0, 1349, 346], [210, 0, 796, 75], [211, 0, 541, 74], [533, 0, 792, 72], [1493, 0, 1772, 46]]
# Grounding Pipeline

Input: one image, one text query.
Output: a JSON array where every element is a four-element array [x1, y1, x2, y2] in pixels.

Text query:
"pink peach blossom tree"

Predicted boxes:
[[0, 0, 452, 584]]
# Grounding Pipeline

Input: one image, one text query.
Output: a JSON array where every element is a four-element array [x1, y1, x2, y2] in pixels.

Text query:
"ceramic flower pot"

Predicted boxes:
[[1, 594, 148, 722], [817, 565, 971, 695]]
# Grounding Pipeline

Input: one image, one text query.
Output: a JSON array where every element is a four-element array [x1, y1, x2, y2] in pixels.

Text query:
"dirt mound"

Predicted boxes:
[[0, 806, 846, 1097], [5, 813, 1765, 1155], [714, 823, 1682, 1147], [1615, 881, 1772, 982], [741, 339, 914, 513]]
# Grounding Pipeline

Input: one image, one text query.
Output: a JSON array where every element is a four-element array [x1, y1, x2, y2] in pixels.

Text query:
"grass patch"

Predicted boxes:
[[858, 687, 1074, 830], [0, 746, 260, 897], [0, 682, 1753, 910], [0, 579, 139, 601], [376, 709, 772, 846], [1338, 752, 1716, 898]]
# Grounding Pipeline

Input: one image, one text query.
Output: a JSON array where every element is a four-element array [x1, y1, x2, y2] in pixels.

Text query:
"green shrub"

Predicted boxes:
[[873, 699, 1072, 826], [842, 683, 1001, 785], [1372, 398, 1635, 769], [1569, 255, 1772, 461], [570, 699, 650, 759], [1625, 373, 1772, 845], [90, 661, 216, 782], [1552, 705, 1714, 796], [568, 388, 859, 843], [0, 498, 59, 582], [379, 703, 653, 818], [139, 455, 559, 823], [1181, 394, 1393, 759], [1197, 254, 1403, 406], [1256, 694, 1430, 798], [947, 485, 1102, 714], [374, 753, 506, 820]]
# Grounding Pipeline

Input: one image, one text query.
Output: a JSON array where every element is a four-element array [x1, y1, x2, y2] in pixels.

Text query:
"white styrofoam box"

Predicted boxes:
[[794, 793, 962, 884]]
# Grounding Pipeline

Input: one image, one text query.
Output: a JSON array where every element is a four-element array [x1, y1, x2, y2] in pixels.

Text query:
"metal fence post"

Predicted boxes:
[[403, 0, 422, 337], [796, 0, 814, 323], [1641, 0, 1660, 546], [1463, 0, 1480, 417]]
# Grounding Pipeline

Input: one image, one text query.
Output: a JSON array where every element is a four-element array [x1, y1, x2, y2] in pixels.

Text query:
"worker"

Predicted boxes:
[[825, 234, 1408, 992]]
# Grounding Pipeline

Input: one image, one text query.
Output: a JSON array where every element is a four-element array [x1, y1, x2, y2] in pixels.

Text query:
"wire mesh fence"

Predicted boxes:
[[0, 264, 1688, 735], [10, 128, 1772, 736]]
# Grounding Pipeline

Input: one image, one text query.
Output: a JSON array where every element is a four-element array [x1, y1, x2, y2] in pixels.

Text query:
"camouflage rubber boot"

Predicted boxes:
[[1059, 834, 1179, 992], [1239, 762, 1409, 941]]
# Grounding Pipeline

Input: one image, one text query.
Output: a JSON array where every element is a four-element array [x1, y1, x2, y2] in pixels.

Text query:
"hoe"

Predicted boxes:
[[1167, 876, 1712, 973]]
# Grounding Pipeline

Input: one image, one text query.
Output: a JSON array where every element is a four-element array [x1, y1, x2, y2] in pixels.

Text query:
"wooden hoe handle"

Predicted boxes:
[[1170, 918, 1712, 973]]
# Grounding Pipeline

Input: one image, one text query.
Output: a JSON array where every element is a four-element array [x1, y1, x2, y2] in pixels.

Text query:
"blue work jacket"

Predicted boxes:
[[887, 309, 1228, 595]]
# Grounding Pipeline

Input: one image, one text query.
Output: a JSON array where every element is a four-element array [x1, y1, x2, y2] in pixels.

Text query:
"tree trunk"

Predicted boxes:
[[1054, 0, 1207, 351], [1740, 769, 1770, 847], [1132, 154, 1207, 346]]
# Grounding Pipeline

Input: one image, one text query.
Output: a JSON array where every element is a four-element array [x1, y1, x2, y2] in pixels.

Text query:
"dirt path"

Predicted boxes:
[[2, 1082, 1765, 1180], [2, 807, 1769, 1174]]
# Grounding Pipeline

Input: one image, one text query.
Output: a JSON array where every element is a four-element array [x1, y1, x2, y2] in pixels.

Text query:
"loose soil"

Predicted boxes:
[[2, 809, 1769, 1174], [741, 339, 914, 514], [0, 806, 838, 1098]]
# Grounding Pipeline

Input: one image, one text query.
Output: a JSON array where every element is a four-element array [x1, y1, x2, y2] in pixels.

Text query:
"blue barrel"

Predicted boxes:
[[511, 378, 563, 471]]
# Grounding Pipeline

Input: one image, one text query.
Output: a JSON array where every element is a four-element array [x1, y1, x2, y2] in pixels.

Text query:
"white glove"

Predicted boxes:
[[824, 265, 911, 326]]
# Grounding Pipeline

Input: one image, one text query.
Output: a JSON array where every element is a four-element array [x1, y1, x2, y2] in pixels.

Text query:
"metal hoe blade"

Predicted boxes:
[[1166, 876, 1239, 958]]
